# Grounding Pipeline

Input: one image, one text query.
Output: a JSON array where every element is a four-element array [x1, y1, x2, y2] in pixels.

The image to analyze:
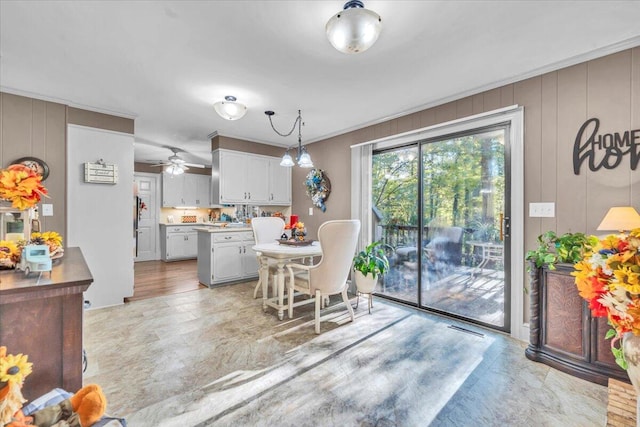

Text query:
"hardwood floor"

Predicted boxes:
[[127, 259, 206, 302]]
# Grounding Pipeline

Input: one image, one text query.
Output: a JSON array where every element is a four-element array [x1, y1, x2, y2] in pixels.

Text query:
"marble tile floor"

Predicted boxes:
[[83, 281, 608, 426]]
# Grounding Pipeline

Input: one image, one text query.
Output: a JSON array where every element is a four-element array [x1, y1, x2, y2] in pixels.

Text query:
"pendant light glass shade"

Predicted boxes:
[[280, 151, 295, 167], [326, 0, 382, 54], [297, 149, 314, 168], [214, 95, 247, 120]]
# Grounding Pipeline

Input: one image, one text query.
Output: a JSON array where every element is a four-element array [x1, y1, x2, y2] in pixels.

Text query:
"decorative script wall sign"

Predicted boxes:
[[573, 118, 640, 175]]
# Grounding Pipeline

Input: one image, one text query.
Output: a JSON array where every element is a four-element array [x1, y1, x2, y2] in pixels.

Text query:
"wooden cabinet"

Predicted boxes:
[[197, 229, 258, 287], [0, 248, 93, 401], [212, 149, 291, 206], [162, 173, 211, 207], [160, 225, 198, 261], [525, 263, 628, 385]]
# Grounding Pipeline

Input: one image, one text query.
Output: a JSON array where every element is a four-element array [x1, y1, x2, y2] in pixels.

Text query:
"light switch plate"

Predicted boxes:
[[529, 202, 555, 218], [309, 207, 313, 215], [42, 204, 54, 216]]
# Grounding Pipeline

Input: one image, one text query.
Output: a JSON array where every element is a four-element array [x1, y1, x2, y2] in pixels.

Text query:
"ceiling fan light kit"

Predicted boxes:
[[326, 0, 382, 54], [214, 95, 247, 120], [149, 147, 206, 175]]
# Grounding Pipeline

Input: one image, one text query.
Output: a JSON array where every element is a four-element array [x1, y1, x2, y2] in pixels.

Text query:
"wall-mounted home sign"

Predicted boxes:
[[84, 160, 118, 184], [573, 118, 640, 175]]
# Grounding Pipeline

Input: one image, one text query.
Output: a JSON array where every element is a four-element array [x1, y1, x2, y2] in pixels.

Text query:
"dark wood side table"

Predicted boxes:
[[525, 262, 627, 386], [0, 247, 93, 400]]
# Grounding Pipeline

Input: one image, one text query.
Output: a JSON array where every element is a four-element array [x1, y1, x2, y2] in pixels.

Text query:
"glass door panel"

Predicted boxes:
[[421, 128, 507, 329], [372, 147, 419, 305]]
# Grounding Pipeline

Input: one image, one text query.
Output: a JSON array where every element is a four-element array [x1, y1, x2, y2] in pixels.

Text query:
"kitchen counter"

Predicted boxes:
[[193, 225, 252, 233]]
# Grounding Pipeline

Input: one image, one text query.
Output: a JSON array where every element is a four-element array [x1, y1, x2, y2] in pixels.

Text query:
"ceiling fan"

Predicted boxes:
[[149, 147, 205, 175]]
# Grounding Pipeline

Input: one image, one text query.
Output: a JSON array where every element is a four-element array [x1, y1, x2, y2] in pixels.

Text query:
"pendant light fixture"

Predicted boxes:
[[214, 95, 247, 120], [265, 110, 313, 168], [326, 0, 382, 54]]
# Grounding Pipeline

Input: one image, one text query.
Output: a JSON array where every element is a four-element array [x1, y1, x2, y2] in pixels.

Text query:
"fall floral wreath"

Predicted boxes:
[[305, 168, 331, 212]]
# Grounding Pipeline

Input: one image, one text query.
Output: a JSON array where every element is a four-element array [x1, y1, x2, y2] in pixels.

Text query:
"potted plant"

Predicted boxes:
[[525, 231, 597, 271], [352, 241, 389, 313]]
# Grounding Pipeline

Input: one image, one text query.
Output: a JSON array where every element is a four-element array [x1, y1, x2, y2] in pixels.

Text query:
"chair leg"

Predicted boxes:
[[368, 293, 373, 314], [253, 277, 262, 299], [355, 292, 360, 310], [342, 288, 355, 323], [315, 290, 322, 334]]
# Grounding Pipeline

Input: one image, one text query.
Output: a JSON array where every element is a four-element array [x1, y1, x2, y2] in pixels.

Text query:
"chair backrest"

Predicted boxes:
[[251, 217, 285, 244], [310, 219, 361, 295]]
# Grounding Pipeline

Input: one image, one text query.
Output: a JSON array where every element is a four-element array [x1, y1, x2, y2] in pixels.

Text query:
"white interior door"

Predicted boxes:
[[135, 173, 159, 261]]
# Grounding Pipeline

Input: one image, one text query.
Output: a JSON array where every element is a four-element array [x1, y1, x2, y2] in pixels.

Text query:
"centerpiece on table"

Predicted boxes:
[[572, 228, 640, 414]]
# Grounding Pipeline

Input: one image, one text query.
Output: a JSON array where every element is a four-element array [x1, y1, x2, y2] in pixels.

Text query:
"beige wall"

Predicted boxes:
[[0, 92, 134, 243], [293, 48, 640, 261], [212, 135, 284, 157]]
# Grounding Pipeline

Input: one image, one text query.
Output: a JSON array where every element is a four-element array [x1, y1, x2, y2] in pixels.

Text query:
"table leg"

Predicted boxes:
[[277, 261, 286, 320], [261, 256, 269, 312]]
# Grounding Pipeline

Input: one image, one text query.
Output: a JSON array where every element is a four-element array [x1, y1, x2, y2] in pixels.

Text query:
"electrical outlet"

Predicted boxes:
[[309, 207, 313, 216], [529, 202, 555, 218]]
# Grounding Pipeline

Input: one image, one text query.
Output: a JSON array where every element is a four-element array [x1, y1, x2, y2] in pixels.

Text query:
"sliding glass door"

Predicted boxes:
[[372, 125, 510, 331]]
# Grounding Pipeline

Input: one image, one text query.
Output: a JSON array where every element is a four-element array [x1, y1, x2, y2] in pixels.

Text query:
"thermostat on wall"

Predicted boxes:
[[84, 162, 118, 184]]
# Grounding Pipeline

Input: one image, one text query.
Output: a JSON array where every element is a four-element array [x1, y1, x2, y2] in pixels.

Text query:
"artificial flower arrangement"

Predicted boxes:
[[0, 240, 21, 269], [304, 169, 331, 212], [291, 221, 307, 241], [30, 231, 64, 258], [0, 346, 32, 424], [572, 228, 640, 369], [0, 164, 48, 210]]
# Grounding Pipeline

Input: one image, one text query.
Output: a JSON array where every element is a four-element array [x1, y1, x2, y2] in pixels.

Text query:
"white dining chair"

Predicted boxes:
[[286, 219, 361, 334], [251, 217, 285, 298]]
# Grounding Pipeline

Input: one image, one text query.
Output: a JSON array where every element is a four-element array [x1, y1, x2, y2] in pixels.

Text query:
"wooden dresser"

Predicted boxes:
[[0, 247, 93, 400]]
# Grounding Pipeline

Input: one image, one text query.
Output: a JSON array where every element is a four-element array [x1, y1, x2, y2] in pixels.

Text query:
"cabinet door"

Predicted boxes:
[[166, 232, 185, 259], [220, 151, 247, 203], [242, 243, 259, 277], [184, 231, 198, 258], [269, 158, 291, 205], [246, 155, 269, 204], [162, 174, 184, 207], [213, 243, 243, 282], [195, 174, 211, 207], [182, 174, 199, 206]]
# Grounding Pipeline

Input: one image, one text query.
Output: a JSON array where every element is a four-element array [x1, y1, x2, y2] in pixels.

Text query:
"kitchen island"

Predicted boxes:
[[0, 247, 93, 400], [196, 226, 259, 287]]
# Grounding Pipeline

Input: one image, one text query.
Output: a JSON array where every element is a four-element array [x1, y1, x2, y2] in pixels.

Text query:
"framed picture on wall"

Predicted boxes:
[[12, 157, 50, 181]]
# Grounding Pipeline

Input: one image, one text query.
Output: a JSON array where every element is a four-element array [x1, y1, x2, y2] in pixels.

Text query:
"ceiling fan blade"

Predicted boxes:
[[184, 162, 205, 168]]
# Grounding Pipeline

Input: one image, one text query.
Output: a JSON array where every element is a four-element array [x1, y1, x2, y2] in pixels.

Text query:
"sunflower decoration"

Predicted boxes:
[[0, 346, 32, 425], [31, 231, 64, 257], [0, 240, 21, 269], [0, 164, 48, 210]]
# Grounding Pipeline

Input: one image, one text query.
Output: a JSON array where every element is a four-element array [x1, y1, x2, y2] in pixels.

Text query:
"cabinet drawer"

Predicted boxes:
[[239, 231, 255, 241], [213, 233, 242, 243]]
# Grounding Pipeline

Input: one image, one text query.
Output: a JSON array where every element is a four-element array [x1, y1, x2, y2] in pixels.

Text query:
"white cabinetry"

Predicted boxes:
[[161, 225, 198, 261], [197, 230, 258, 287], [212, 149, 291, 206], [162, 173, 211, 207]]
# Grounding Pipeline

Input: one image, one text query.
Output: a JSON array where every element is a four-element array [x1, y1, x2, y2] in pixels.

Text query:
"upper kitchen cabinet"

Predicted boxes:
[[162, 173, 211, 207], [212, 149, 291, 206]]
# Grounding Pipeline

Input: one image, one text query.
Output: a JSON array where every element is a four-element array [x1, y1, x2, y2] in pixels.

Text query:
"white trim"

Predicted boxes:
[[67, 123, 134, 137], [134, 172, 161, 262], [0, 86, 138, 120], [315, 35, 640, 146]]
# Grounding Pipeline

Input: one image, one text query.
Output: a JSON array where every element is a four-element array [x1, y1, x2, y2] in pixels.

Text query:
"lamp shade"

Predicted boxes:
[[280, 152, 295, 167], [597, 206, 640, 232], [326, 1, 382, 54], [298, 150, 314, 168], [214, 96, 247, 120]]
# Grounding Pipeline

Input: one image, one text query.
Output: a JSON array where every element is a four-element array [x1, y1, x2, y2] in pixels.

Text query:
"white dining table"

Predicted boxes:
[[252, 241, 322, 320]]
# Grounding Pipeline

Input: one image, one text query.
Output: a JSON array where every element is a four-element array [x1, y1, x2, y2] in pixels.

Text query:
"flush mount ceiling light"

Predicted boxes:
[[265, 110, 313, 168], [326, 0, 382, 54], [214, 95, 247, 120]]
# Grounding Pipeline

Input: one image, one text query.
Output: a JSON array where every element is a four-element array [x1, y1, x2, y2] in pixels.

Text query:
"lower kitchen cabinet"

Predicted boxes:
[[160, 225, 198, 261], [197, 229, 258, 287]]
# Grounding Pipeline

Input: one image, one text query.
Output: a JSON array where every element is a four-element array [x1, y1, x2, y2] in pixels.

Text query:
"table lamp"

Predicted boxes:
[[596, 206, 640, 235]]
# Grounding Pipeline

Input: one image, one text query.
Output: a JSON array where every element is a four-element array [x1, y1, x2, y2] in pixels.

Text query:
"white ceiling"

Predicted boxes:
[[1, 1, 640, 167]]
